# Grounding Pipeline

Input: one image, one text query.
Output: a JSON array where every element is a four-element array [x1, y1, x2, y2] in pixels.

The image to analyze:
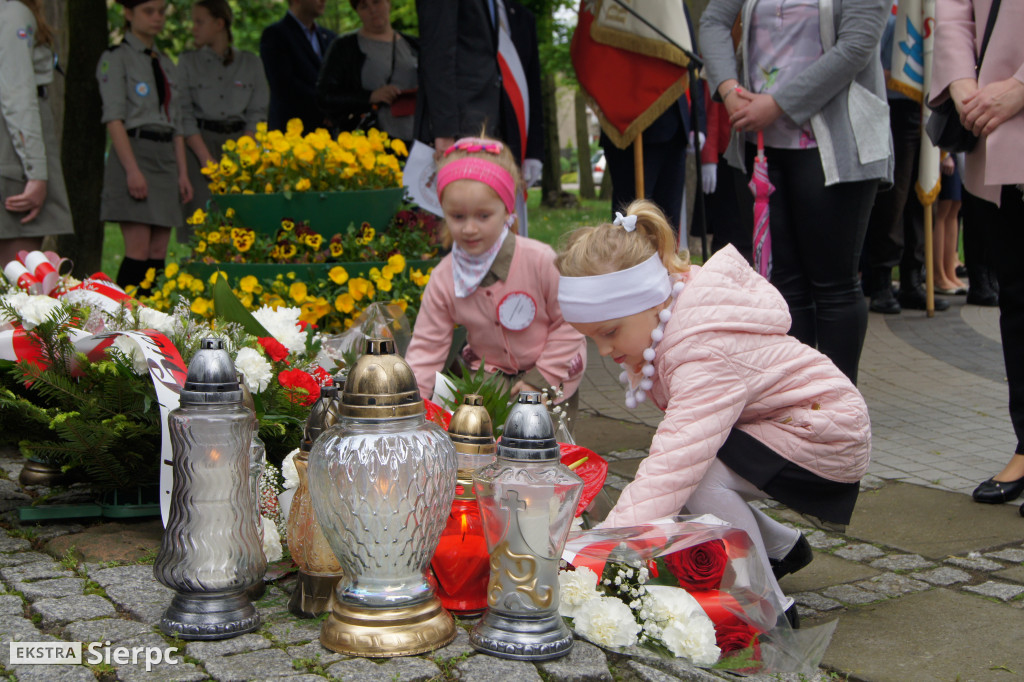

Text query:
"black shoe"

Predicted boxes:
[[784, 603, 801, 629], [966, 289, 999, 307], [955, 264, 968, 278], [771, 534, 813, 580], [869, 286, 901, 314], [972, 476, 1024, 504], [1019, 501, 1024, 518], [897, 285, 950, 311]]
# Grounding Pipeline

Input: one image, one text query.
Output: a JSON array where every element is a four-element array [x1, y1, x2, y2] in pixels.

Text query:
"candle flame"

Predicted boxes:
[[209, 449, 221, 462], [460, 512, 467, 541]]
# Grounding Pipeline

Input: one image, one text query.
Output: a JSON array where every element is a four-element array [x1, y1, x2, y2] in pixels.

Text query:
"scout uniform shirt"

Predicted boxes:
[[177, 47, 269, 137], [97, 32, 182, 135], [0, 0, 49, 182]]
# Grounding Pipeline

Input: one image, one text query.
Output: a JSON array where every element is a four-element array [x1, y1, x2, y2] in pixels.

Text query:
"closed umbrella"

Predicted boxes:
[[749, 131, 774, 279]]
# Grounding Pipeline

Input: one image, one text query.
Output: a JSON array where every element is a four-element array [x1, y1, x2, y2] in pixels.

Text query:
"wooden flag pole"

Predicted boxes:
[[634, 131, 645, 199], [924, 201, 935, 318]]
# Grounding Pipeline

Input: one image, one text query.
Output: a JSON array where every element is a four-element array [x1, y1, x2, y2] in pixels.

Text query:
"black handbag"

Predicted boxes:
[[926, 0, 1001, 152]]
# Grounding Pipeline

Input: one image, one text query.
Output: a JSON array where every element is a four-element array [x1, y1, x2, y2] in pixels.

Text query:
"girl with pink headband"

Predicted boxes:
[[405, 136, 586, 423]]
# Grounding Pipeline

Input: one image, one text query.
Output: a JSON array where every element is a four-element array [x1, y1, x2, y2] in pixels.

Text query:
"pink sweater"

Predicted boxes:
[[602, 246, 871, 528], [406, 236, 587, 401]]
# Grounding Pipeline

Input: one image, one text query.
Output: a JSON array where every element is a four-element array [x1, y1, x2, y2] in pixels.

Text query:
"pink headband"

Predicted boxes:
[[436, 140, 516, 214]]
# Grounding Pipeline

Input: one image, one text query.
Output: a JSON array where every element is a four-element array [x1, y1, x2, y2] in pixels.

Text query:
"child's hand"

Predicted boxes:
[[509, 380, 538, 397]]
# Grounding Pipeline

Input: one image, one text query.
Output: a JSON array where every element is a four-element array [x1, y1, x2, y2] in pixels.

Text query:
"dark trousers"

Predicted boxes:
[[602, 128, 687, 236], [709, 158, 754, 264], [861, 99, 925, 292], [964, 186, 1024, 453], [961, 188, 999, 293], [741, 145, 877, 385]]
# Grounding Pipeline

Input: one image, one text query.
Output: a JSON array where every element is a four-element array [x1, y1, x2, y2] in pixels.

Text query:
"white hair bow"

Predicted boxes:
[[613, 212, 638, 232]]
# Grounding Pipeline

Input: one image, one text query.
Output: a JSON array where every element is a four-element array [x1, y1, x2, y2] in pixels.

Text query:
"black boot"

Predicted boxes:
[[864, 268, 901, 314], [116, 257, 150, 290], [966, 263, 999, 306], [898, 267, 950, 311]]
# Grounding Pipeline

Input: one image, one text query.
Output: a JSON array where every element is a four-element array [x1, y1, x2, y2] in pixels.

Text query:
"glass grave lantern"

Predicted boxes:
[[153, 338, 265, 640], [308, 338, 458, 657], [430, 394, 496, 615], [471, 392, 583, 660]]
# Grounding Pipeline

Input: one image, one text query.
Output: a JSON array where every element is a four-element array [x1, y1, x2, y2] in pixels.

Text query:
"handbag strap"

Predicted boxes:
[[977, 0, 1002, 70]]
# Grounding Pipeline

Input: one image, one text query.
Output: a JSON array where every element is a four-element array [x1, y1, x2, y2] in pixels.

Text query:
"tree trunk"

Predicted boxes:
[[57, 0, 108, 278], [539, 72, 561, 208], [574, 91, 595, 200], [598, 158, 612, 200]]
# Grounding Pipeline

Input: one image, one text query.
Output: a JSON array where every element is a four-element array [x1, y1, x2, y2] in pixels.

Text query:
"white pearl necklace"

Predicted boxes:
[[620, 280, 685, 408]]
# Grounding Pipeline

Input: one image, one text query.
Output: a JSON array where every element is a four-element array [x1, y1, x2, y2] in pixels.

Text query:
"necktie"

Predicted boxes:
[[144, 48, 171, 121]]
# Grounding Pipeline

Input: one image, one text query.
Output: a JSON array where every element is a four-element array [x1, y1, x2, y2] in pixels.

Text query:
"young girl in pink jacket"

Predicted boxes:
[[556, 199, 871, 626], [405, 137, 586, 418]]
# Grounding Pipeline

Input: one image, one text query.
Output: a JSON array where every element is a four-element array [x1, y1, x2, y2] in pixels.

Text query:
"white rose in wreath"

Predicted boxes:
[[572, 596, 641, 649]]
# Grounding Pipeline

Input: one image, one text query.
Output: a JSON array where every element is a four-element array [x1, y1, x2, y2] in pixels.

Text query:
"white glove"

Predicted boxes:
[[686, 132, 706, 154], [701, 163, 718, 194], [523, 158, 543, 188]]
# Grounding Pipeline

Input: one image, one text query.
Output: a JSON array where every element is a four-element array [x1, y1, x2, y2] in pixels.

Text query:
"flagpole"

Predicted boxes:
[[924, 203, 935, 317], [634, 131, 645, 199]]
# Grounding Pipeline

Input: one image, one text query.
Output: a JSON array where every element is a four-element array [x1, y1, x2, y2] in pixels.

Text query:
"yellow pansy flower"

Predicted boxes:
[[209, 271, 227, 285], [187, 208, 207, 225], [329, 242, 344, 257], [239, 275, 260, 293], [304, 233, 323, 249], [387, 253, 406, 273], [293, 143, 315, 164], [286, 118, 304, 138], [334, 293, 355, 313], [289, 281, 308, 302], [207, 231, 222, 244], [191, 297, 211, 315], [295, 177, 312, 191], [391, 139, 408, 157], [410, 268, 430, 287], [195, 240, 207, 253], [281, 219, 295, 232], [328, 266, 349, 285]]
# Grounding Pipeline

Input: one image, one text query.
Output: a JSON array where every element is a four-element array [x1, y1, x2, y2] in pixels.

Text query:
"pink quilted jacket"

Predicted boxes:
[[601, 246, 871, 528]]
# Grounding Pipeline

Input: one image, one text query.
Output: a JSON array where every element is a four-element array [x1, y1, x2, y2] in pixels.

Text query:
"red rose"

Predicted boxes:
[[662, 540, 729, 591], [258, 337, 289, 362], [714, 617, 760, 654], [278, 368, 319, 406]]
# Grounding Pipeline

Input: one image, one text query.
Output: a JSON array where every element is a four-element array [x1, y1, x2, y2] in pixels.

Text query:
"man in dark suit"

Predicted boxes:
[[260, 0, 337, 132]]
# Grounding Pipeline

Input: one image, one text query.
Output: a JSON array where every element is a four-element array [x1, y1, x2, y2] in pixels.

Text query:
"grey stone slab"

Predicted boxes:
[[15, 577, 85, 601], [984, 548, 1024, 563], [832, 543, 885, 561], [455, 653, 543, 682], [623, 660, 680, 682], [858, 474, 885, 491], [963, 580, 1024, 601], [326, 656, 440, 682], [0, 560, 70, 583], [427, 627, 475, 661], [62, 617, 154, 644], [26, 524, 85, 542], [627, 655, 724, 682], [777, 553, 879, 593], [537, 640, 611, 682], [186, 632, 273, 662], [821, 584, 884, 605], [116, 660, 208, 682], [9, 664, 96, 682], [913, 566, 972, 586], [945, 555, 1004, 571], [868, 554, 935, 571], [266, 619, 323, 645], [823, 588, 1023, 682], [791, 592, 842, 611], [125, 601, 166, 626], [856, 573, 931, 596], [30, 594, 116, 628], [0, 535, 31, 553], [284, 677, 330, 682], [804, 530, 844, 550], [0, 593, 24, 615], [202, 647, 303, 681], [0, 614, 41, 640], [327, 658, 387, 681], [285, 640, 347, 666], [992, 564, 1024, 584]]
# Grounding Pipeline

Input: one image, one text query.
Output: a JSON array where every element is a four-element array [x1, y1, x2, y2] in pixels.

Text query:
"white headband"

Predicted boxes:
[[558, 254, 672, 323]]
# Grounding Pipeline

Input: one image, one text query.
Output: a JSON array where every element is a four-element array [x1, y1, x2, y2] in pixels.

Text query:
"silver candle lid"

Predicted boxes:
[[497, 392, 560, 461], [180, 338, 242, 405]]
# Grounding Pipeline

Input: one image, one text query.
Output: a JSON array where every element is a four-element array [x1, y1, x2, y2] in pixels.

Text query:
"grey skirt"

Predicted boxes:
[[0, 96, 73, 239], [181, 128, 239, 243], [101, 135, 183, 229]]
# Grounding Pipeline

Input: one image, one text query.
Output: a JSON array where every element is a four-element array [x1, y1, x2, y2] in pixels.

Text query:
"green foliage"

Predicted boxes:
[[437, 358, 514, 437]]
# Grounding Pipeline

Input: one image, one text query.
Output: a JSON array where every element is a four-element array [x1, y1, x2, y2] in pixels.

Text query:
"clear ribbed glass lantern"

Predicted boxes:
[[471, 392, 583, 660], [153, 338, 265, 640], [309, 338, 458, 657]]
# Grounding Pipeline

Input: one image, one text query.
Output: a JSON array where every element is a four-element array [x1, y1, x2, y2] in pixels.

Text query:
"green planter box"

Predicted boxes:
[[183, 259, 438, 283], [211, 188, 405, 237]]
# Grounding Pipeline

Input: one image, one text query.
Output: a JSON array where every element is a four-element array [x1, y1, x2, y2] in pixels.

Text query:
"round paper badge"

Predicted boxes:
[[135, 82, 150, 97], [497, 292, 537, 331]]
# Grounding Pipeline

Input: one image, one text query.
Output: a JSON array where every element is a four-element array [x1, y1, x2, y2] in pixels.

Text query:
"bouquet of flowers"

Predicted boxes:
[[202, 120, 407, 195]]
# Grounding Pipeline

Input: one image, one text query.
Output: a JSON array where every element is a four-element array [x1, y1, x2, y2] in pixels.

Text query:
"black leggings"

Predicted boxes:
[[740, 145, 878, 384]]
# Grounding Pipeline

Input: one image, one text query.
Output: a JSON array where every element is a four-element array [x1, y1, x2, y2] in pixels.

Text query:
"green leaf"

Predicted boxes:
[[212, 274, 272, 338]]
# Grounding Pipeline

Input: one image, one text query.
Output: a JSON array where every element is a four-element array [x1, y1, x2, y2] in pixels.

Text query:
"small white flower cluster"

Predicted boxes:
[[540, 384, 571, 436], [557, 559, 720, 666]]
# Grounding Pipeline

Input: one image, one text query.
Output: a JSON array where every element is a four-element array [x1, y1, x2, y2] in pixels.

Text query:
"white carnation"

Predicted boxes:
[[281, 449, 301, 490], [261, 515, 283, 562], [661, 615, 720, 665], [17, 295, 62, 329], [0, 292, 30, 326], [643, 585, 706, 625], [252, 305, 306, 353], [112, 335, 149, 375], [558, 566, 601, 618], [235, 347, 274, 393], [572, 596, 641, 649], [138, 306, 177, 334]]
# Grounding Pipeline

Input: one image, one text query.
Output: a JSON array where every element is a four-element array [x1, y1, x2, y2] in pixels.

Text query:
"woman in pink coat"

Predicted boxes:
[[931, 0, 1024, 513], [557, 199, 871, 625]]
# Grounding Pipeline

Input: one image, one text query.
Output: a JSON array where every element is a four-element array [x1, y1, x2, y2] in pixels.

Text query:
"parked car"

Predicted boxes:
[[591, 150, 606, 186]]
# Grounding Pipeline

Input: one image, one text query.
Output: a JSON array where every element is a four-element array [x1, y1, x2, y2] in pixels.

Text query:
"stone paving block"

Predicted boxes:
[[327, 658, 387, 681], [962, 580, 1024, 601], [984, 548, 1024, 563], [857, 573, 931, 596], [778, 553, 880, 594], [833, 544, 885, 561], [868, 554, 934, 571], [537, 639, 612, 681], [285, 640, 347, 666], [26, 524, 86, 542], [0, 559, 71, 583], [428, 627, 475, 661], [945, 555, 1003, 571], [623, 660, 680, 682], [202, 647, 305, 681], [284, 676, 330, 682], [858, 474, 885, 491], [791, 592, 842, 611], [0, 614, 42, 642], [266, 618, 323, 645], [125, 601, 166, 626], [913, 566, 971, 586], [821, 584, 884, 605], [631, 655, 724, 682], [992, 564, 1024, 585], [455, 653, 543, 682], [0, 535, 30, 553], [10, 663, 96, 682], [116, 660, 208, 682], [30, 594, 116, 628], [187, 632, 273, 662], [805, 530, 844, 550], [0, 631, 57, 667], [16, 577, 85, 601], [63, 617, 154, 644], [0, 593, 24, 615]]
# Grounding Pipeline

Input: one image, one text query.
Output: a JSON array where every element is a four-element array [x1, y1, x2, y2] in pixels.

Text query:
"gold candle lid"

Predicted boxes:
[[447, 394, 496, 456], [338, 338, 423, 419]]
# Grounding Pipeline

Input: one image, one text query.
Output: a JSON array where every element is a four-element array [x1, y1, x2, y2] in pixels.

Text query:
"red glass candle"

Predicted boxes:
[[431, 497, 491, 614]]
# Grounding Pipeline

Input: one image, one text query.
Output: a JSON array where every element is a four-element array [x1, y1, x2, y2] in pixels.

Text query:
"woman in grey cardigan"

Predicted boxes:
[[700, 0, 893, 385]]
